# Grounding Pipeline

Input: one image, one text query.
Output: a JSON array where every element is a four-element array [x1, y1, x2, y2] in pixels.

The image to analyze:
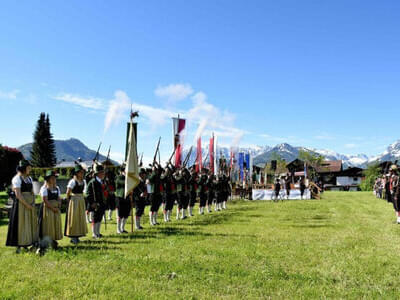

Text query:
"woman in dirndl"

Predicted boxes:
[[38, 170, 63, 249], [6, 159, 39, 253], [65, 165, 88, 244]]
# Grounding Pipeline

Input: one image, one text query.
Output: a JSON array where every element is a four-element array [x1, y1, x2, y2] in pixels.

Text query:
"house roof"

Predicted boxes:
[[339, 167, 364, 177], [316, 160, 342, 173]]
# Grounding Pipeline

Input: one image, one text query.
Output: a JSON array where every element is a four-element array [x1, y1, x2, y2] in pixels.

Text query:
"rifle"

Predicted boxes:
[[203, 151, 209, 167], [139, 152, 144, 167], [106, 145, 111, 162], [153, 137, 161, 165], [93, 142, 102, 163], [167, 148, 177, 165], [183, 146, 193, 168]]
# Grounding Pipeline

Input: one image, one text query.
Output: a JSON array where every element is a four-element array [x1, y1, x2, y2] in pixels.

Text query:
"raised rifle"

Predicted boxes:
[[183, 146, 193, 168], [93, 142, 102, 163]]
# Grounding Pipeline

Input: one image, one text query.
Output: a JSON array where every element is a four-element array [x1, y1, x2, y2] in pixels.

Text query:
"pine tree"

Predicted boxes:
[[45, 114, 57, 166], [31, 113, 57, 167]]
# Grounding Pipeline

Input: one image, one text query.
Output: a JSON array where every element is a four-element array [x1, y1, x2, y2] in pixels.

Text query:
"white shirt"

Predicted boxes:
[[40, 185, 61, 197], [67, 179, 84, 190], [12, 174, 32, 189]]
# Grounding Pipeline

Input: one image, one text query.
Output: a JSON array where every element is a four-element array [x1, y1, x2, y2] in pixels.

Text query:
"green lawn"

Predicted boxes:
[[0, 192, 399, 299]]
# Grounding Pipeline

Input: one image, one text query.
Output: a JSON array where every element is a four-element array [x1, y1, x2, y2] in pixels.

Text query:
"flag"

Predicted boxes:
[[249, 153, 253, 183], [214, 134, 218, 175], [196, 137, 202, 172], [125, 119, 140, 198], [173, 117, 186, 168], [239, 152, 244, 181], [209, 134, 215, 174]]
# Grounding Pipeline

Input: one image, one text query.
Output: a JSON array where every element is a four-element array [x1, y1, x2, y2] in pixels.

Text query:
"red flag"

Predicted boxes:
[[196, 137, 202, 172], [173, 117, 186, 168], [209, 135, 214, 174]]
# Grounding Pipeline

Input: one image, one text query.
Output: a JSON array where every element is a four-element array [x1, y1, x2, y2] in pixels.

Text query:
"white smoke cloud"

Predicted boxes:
[[104, 90, 131, 132]]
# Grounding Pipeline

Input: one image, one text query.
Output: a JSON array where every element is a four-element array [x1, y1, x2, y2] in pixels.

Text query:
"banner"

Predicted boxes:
[[196, 137, 202, 173], [125, 119, 140, 198], [173, 117, 186, 168], [239, 152, 244, 181], [209, 135, 214, 174]]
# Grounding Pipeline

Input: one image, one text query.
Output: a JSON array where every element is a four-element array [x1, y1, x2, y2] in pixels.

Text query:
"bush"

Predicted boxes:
[[0, 145, 24, 190], [360, 163, 381, 191]]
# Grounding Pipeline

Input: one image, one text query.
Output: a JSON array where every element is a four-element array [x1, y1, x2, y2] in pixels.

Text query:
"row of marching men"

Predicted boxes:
[[5, 159, 231, 254]]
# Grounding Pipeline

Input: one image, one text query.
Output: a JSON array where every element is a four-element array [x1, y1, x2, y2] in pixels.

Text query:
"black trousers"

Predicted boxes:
[[199, 192, 207, 207], [177, 191, 189, 210], [106, 194, 116, 210], [135, 198, 146, 217], [216, 193, 224, 204], [116, 197, 131, 219], [164, 193, 175, 211], [207, 191, 215, 206], [150, 193, 162, 212], [92, 205, 106, 223], [189, 191, 197, 207]]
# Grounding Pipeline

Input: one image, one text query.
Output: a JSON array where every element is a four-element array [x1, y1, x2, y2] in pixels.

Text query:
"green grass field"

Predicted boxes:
[[0, 192, 399, 299]]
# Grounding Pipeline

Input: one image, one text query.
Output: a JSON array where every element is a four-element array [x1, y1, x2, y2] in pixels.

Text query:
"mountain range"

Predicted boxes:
[[16, 138, 400, 169], [18, 138, 114, 164]]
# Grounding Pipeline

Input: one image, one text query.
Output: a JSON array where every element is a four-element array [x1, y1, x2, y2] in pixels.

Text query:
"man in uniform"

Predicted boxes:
[[133, 168, 147, 230], [148, 164, 163, 226], [197, 168, 208, 215], [188, 166, 198, 217], [86, 164, 107, 239], [162, 164, 176, 222]]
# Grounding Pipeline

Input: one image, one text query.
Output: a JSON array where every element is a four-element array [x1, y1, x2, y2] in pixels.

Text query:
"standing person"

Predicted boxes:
[[6, 160, 39, 253], [84, 167, 94, 224], [215, 174, 224, 211], [222, 173, 230, 210], [188, 167, 198, 217], [86, 164, 107, 239], [132, 168, 147, 230], [104, 170, 116, 221], [162, 165, 176, 222], [389, 165, 399, 221], [38, 170, 63, 250], [148, 164, 162, 226], [114, 165, 131, 234], [385, 174, 392, 203], [285, 175, 291, 200], [197, 168, 208, 215], [65, 165, 88, 244], [206, 173, 216, 213], [299, 177, 306, 200], [273, 179, 281, 200], [174, 168, 188, 220]]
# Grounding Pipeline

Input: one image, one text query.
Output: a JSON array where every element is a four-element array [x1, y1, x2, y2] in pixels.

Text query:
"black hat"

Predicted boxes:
[[93, 163, 105, 174], [16, 159, 32, 172], [45, 170, 59, 180], [72, 164, 84, 175]]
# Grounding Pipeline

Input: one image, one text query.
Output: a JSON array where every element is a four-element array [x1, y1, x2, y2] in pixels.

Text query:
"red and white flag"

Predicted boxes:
[[173, 117, 186, 168], [196, 137, 202, 172], [209, 134, 215, 174]]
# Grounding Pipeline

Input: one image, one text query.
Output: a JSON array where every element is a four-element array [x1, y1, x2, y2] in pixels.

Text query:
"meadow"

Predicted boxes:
[[0, 192, 399, 299]]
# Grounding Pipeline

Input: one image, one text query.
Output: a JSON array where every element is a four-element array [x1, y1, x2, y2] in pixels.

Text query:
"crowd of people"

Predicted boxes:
[[5, 159, 232, 255], [374, 165, 400, 223]]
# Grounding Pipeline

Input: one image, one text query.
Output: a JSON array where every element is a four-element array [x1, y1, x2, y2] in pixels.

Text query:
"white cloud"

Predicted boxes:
[[104, 90, 131, 132], [154, 83, 193, 102], [0, 89, 19, 100], [53, 93, 104, 110]]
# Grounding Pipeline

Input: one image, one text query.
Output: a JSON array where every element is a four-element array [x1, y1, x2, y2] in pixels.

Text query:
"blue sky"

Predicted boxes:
[[0, 0, 399, 163]]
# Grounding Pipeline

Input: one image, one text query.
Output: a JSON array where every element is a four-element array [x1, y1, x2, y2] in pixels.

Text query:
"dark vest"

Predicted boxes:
[[47, 188, 59, 201], [20, 176, 33, 193], [72, 179, 85, 194]]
